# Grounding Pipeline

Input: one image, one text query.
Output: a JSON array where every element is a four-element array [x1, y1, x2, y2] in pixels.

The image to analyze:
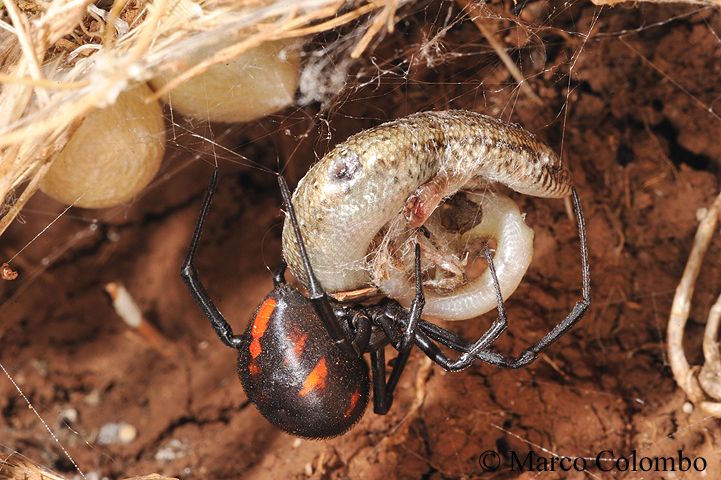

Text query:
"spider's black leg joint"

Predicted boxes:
[[369, 343, 411, 414], [384, 347, 411, 398], [277, 174, 359, 357], [349, 311, 372, 354], [413, 330, 467, 372], [181, 168, 243, 350], [419, 319, 472, 351], [413, 328, 517, 370], [398, 243, 425, 352], [273, 260, 287, 287]]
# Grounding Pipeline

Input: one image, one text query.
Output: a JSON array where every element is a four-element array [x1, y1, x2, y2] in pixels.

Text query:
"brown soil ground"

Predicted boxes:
[[3, 2, 721, 479]]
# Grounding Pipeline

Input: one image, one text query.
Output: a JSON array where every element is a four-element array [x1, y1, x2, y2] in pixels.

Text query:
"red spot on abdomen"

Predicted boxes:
[[344, 389, 362, 418], [248, 297, 276, 375], [292, 331, 308, 357], [249, 297, 276, 359], [299, 358, 328, 397]]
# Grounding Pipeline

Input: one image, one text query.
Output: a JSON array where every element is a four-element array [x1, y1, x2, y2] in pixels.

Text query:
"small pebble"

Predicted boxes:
[[155, 438, 187, 462], [682, 401, 694, 414], [118, 423, 137, 443]]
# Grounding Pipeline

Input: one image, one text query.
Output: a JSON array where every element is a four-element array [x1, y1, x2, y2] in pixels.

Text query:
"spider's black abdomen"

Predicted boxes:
[[238, 286, 370, 438]]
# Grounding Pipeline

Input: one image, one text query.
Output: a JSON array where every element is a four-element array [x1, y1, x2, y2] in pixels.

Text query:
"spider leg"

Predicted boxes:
[[277, 175, 359, 357], [273, 260, 287, 286], [413, 188, 591, 370], [369, 345, 412, 414], [419, 319, 472, 351], [398, 244, 425, 352], [348, 311, 373, 354], [181, 168, 243, 350]]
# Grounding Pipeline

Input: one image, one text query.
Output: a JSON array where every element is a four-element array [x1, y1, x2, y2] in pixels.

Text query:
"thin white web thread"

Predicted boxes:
[[6, 197, 82, 265]]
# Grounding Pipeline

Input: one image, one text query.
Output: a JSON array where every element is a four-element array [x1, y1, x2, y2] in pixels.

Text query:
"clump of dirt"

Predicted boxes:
[[2, 2, 721, 478]]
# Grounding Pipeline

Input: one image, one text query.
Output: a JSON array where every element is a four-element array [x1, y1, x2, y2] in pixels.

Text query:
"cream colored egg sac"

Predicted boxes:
[[40, 84, 166, 209], [150, 40, 301, 123]]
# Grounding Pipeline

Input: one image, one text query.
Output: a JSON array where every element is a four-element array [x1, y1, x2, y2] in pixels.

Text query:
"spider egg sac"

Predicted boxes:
[[40, 84, 165, 209], [149, 39, 300, 123]]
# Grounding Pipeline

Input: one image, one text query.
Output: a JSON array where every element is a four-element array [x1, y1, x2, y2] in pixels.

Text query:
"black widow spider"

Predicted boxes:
[[181, 168, 590, 438]]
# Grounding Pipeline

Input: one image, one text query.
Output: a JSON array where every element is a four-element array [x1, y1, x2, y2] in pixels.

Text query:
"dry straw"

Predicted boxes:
[[0, 0, 402, 238]]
